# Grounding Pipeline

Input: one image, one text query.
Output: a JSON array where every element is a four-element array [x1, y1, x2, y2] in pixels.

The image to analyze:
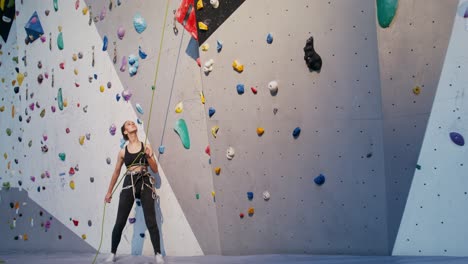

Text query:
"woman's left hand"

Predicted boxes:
[[145, 145, 153, 158]]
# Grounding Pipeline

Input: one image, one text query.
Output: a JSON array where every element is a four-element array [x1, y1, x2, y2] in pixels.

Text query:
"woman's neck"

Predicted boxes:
[[127, 133, 139, 144]]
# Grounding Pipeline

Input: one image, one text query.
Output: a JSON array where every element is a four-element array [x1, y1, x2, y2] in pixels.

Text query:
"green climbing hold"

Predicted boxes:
[[57, 32, 64, 50], [2, 182, 11, 190], [174, 119, 190, 149], [53, 0, 58, 11], [376, 0, 398, 28], [196, 193, 200, 199], [6, 128, 12, 136], [58, 88, 63, 110]]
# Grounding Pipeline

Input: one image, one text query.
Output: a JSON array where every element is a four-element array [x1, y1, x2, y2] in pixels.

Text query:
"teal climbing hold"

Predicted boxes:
[[174, 119, 190, 149], [57, 88, 63, 110], [376, 0, 398, 28], [57, 32, 64, 50], [53, 0, 58, 11], [58, 152, 66, 161]]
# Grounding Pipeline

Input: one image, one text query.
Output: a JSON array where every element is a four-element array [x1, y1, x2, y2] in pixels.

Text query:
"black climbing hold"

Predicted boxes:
[[304, 36, 322, 72]]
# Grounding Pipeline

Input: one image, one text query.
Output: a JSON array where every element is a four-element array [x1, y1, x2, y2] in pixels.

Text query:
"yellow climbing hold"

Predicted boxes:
[[0, 105, 4, 112], [200, 91, 205, 104], [232, 60, 244, 73], [198, 22, 208, 31], [201, 43, 209, 51], [248, 207, 255, 215], [69, 180, 75, 190], [82, 6, 88, 15], [23, 234, 29, 241], [17, 72, 24, 86], [74, 68, 78, 75], [82, 234, 87, 240], [211, 191, 215, 197], [196, 0, 203, 10], [58, 25, 62, 32], [211, 125, 219, 138], [72, 54, 78, 61], [175, 102, 183, 113], [413, 86, 421, 95], [63, 99, 68, 107], [100, 85, 105, 93], [214, 167, 221, 175], [11, 105, 15, 118], [256, 127, 265, 136], [79, 136, 85, 145]]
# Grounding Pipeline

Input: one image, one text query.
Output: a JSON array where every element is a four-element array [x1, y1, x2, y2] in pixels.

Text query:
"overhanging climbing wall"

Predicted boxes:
[[198, 0, 389, 255], [377, 0, 458, 250], [393, 0, 468, 256]]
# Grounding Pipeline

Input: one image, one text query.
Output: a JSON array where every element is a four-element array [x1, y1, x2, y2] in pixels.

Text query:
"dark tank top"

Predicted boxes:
[[124, 142, 149, 168]]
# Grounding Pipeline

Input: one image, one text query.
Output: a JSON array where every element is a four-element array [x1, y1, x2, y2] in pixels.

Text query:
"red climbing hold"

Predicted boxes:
[[72, 219, 79, 226], [205, 145, 210, 156], [69, 167, 75, 175], [59, 62, 65, 69], [251, 87, 257, 94], [175, 0, 198, 40]]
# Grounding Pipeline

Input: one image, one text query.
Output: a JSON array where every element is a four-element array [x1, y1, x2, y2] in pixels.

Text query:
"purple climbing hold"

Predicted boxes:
[[128, 217, 136, 224], [117, 26, 125, 40], [120, 56, 127, 72], [109, 124, 117, 136], [450, 132, 465, 146], [122, 89, 132, 101]]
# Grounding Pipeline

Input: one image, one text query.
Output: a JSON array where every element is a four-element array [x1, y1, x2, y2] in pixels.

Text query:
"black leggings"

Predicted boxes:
[[111, 173, 161, 254]]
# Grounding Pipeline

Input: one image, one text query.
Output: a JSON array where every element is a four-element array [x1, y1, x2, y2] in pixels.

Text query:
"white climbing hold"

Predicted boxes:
[[210, 0, 219, 8], [263, 191, 270, 201], [268, 80, 278, 94], [203, 59, 214, 74], [226, 146, 235, 160]]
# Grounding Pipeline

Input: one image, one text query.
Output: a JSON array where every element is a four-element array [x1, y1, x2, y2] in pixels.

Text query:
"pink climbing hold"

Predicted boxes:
[[66, 128, 70, 134], [117, 26, 125, 40], [59, 62, 65, 69]]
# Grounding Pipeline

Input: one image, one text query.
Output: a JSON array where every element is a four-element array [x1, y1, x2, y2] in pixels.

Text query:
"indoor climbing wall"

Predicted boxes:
[[393, 0, 468, 256], [376, 0, 458, 250], [197, 0, 389, 255], [0, 0, 205, 256], [83, 0, 220, 255]]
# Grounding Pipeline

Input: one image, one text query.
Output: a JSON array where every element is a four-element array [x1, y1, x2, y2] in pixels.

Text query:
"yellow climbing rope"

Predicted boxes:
[[92, 0, 172, 262]]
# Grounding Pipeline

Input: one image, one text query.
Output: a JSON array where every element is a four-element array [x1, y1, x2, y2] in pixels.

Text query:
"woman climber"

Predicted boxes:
[[104, 120, 164, 263]]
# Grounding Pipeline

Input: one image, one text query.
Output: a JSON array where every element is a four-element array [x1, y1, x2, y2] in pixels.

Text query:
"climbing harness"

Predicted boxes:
[[121, 170, 159, 201], [92, 0, 172, 262]]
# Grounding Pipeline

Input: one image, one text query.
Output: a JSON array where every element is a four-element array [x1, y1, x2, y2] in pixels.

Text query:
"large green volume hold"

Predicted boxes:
[[377, 0, 398, 28], [174, 119, 190, 149]]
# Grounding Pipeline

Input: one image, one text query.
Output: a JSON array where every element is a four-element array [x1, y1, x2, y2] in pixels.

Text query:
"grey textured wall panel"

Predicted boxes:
[[199, 0, 388, 255], [84, 0, 220, 254], [376, 0, 458, 250], [0, 188, 95, 252]]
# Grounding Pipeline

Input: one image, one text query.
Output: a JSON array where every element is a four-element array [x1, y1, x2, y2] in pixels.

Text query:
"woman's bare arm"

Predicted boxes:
[[105, 149, 125, 202]]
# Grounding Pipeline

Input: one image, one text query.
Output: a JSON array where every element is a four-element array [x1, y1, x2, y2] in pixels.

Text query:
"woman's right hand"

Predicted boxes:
[[104, 192, 112, 203]]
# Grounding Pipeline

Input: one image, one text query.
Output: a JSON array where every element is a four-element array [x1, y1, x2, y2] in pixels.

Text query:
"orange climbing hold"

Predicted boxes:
[[214, 167, 221, 175]]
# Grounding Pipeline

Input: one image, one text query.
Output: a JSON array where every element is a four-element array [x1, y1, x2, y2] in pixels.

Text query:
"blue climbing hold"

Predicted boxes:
[[292, 127, 301, 139], [133, 13, 147, 34], [137, 118, 143, 124], [208, 107, 216, 117], [94, 74, 98, 80], [247, 192, 254, 200], [102, 35, 108, 51], [266, 33, 273, 44], [450, 132, 465, 146], [138, 46, 147, 59], [135, 103, 144, 114], [217, 40, 223, 52], [236, 84, 245, 95], [314, 174, 325, 185], [158, 145, 165, 154], [136, 200, 141, 206], [116, 93, 121, 101]]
